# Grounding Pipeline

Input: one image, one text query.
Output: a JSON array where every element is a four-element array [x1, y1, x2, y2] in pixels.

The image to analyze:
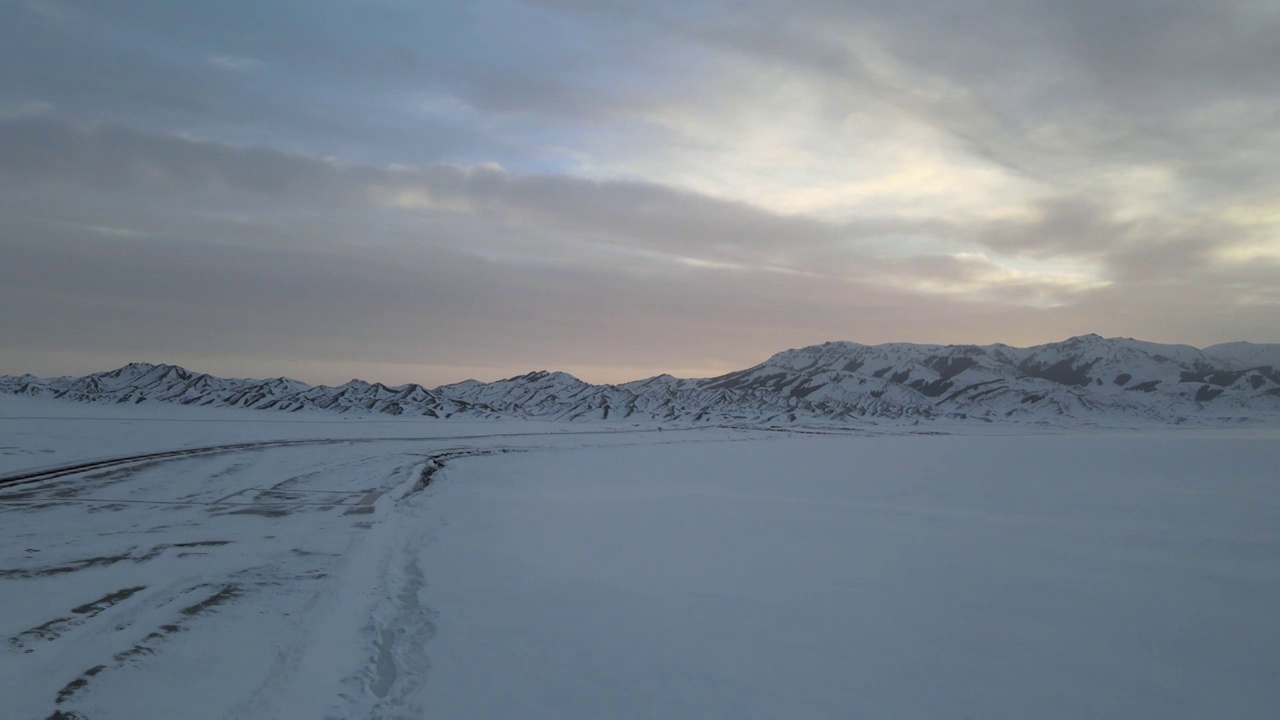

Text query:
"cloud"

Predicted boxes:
[[2, 111, 1275, 386], [207, 54, 262, 72], [21, 0, 80, 24], [1, 1, 1278, 383]]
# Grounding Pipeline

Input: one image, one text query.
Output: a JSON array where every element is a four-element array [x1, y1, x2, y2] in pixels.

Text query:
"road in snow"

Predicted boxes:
[[3, 395, 1280, 718], [0, 397, 757, 719]]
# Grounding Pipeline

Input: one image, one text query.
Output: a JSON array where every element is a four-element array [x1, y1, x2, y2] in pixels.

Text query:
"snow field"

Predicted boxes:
[[415, 433, 1280, 719]]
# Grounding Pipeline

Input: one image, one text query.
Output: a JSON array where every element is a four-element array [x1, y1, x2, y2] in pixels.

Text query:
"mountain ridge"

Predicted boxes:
[[4, 335, 1279, 425]]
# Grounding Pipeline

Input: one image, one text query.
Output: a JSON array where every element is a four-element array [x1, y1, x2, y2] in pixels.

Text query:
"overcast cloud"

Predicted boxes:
[[1, 0, 1277, 385]]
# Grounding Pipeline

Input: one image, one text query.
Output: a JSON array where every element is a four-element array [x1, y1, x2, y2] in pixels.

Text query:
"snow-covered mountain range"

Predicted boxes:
[[4, 335, 1280, 425]]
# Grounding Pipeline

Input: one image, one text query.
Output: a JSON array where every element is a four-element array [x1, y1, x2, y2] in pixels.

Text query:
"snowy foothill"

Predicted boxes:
[[2, 394, 1280, 718], [5, 335, 1280, 427]]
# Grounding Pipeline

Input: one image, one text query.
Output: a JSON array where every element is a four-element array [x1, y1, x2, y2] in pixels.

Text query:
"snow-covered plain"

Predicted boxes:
[[417, 434, 1280, 719], [3, 396, 1280, 719]]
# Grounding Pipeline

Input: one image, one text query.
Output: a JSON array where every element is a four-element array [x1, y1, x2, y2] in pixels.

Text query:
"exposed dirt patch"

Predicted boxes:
[[55, 665, 104, 704], [0, 553, 133, 579], [219, 506, 290, 518], [208, 462, 249, 480], [10, 586, 148, 651], [10, 616, 73, 650], [4, 540, 233, 579], [135, 540, 232, 562], [72, 586, 148, 615], [180, 583, 242, 617], [53, 583, 247, 714]]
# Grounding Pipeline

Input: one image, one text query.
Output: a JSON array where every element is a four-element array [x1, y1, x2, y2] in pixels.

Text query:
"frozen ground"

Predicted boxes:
[[0, 394, 622, 475], [2, 395, 1279, 719]]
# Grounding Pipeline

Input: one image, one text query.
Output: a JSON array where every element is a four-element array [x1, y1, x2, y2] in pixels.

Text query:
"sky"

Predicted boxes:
[[1, 0, 1278, 386]]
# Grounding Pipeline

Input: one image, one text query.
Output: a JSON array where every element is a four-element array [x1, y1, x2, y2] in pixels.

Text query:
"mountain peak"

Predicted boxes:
[[109, 361, 159, 373], [515, 370, 585, 385]]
